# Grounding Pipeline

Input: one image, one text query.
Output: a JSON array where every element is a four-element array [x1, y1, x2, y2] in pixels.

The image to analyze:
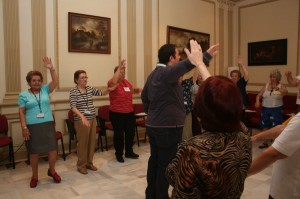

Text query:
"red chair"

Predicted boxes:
[[98, 105, 114, 151], [134, 103, 147, 145], [53, 115, 66, 161], [66, 109, 77, 153], [0, 114, 15, 169], [95, 116, 104, 152]]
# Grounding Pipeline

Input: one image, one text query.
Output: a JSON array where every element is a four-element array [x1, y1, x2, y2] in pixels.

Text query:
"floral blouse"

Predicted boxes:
[[182, 77, 193, 114]]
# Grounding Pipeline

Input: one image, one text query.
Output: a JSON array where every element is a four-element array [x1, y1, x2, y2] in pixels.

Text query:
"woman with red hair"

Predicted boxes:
[[166, 75, 252, 199]]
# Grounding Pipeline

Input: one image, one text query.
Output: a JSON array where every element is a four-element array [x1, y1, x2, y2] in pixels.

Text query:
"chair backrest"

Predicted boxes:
[[228, 66, 239, 78], [0, 114, 8, 135], [134, 103, 144, 114], [98, 105, 110, 121], [68, 109, 74, 122], [66, 116, 76, 142]]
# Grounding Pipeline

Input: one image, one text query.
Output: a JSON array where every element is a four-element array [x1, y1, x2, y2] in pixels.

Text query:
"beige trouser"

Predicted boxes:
[[182, 112, 192, 141], [74, 118, 96, 169]]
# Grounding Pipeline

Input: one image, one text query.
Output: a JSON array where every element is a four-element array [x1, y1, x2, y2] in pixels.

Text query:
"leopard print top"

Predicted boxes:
[[166, 123, 252, 199]]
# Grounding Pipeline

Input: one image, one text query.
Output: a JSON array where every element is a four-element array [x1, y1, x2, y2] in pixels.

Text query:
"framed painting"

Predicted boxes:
[[248, 39, 287, 66], [167, 26, 210, 59], [68, 12, 111, 54]]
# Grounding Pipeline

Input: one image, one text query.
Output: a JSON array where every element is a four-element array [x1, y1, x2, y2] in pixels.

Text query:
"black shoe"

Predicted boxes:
[[116, 156, 125, 163], [125, 152, 139, 159]]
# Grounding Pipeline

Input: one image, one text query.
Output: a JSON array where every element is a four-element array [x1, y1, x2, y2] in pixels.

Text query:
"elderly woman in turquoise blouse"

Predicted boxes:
[[18, 57, 61, 188]]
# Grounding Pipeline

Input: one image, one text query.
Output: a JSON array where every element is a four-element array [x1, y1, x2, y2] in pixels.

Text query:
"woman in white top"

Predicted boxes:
[[255, 69, 288, 148]]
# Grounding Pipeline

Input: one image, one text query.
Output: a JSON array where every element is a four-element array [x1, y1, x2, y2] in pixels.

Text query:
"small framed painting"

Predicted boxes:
[[248, 39, 287, 66]]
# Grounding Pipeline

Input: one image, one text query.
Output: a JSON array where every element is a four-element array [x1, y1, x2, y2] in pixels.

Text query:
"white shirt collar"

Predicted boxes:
[[156, 63, 167, 67]]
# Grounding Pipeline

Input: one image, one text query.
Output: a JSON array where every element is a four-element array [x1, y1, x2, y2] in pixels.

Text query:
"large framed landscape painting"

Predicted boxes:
[[68, 12, 111, 54], [248, 39, 287, 66], [167, 26, 210, 59]]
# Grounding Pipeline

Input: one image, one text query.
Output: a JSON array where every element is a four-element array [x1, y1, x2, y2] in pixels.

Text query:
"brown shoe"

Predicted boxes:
[[86, 165, 98, 171], [77, 168, 88, 175]]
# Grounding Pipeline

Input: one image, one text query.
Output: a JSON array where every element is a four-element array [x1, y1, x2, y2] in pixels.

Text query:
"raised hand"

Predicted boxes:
[[237, 55, 243, 66], [184, 40, 203, 66], [119, 59, 126, 70], [43, 57, 54, 70], [285, 71, 292, 77], [207, 44, 219, 57]]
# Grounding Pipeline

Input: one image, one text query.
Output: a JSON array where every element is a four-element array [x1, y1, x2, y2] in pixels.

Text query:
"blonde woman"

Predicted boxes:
[[255, 69, 288, 148]]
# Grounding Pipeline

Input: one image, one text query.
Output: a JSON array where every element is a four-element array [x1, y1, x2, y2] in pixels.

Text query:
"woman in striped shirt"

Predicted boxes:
[[69, 70, 108, 175]]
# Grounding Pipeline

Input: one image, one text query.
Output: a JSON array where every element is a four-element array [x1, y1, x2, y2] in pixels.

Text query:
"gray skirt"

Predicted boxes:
[[26, 121, 57, 154]]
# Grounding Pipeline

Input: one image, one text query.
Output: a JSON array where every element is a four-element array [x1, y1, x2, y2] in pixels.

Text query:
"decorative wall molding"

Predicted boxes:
[[2, 0, 21, 102], [127, 0, 137, 86], [143, 0, 153, 80], [31, 0, 47, 81], [217, 0, 235, 11]]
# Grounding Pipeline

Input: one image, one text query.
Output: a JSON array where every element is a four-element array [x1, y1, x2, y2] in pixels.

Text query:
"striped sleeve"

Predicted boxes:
[[69, 88, 78, 109], [90, 86, 102, 96]]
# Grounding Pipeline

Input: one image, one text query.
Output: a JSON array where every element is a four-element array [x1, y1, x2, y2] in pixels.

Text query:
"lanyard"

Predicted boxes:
[[30, 88, 42, 113], [77, 87, 89, 110]]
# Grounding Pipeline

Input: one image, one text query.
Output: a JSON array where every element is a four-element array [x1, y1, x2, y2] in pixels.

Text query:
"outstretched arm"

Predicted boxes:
[[285, 71, 298, 86], [43, 57, 58, 92], [248, 146, 287, 176], [207, 44, 219, 57], [237, 55, 249, 81], [251, 125, 285, 142], [110, 59, 126, 86], [202, 44, 219, 66]]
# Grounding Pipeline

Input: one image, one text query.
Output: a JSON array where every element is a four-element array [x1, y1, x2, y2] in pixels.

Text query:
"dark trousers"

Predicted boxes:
[[145, 127, 182, 199], [109, 111, 135, 157]]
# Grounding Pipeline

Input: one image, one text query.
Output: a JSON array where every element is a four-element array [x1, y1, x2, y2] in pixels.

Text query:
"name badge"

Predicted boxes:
[[36, 113, 45, 118], [124, 87, 130, 92], [84, 110, 91, 114]]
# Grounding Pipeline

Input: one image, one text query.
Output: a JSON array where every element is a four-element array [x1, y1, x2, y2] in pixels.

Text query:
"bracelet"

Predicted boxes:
[[22, 126, 27, 130], [50, 68, 55, 72]]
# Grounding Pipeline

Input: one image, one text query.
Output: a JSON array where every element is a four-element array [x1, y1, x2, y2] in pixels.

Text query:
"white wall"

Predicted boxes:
[[158, 0, 216, 74], [236, 0, 299, 92], [56, 0, 119, 92]]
